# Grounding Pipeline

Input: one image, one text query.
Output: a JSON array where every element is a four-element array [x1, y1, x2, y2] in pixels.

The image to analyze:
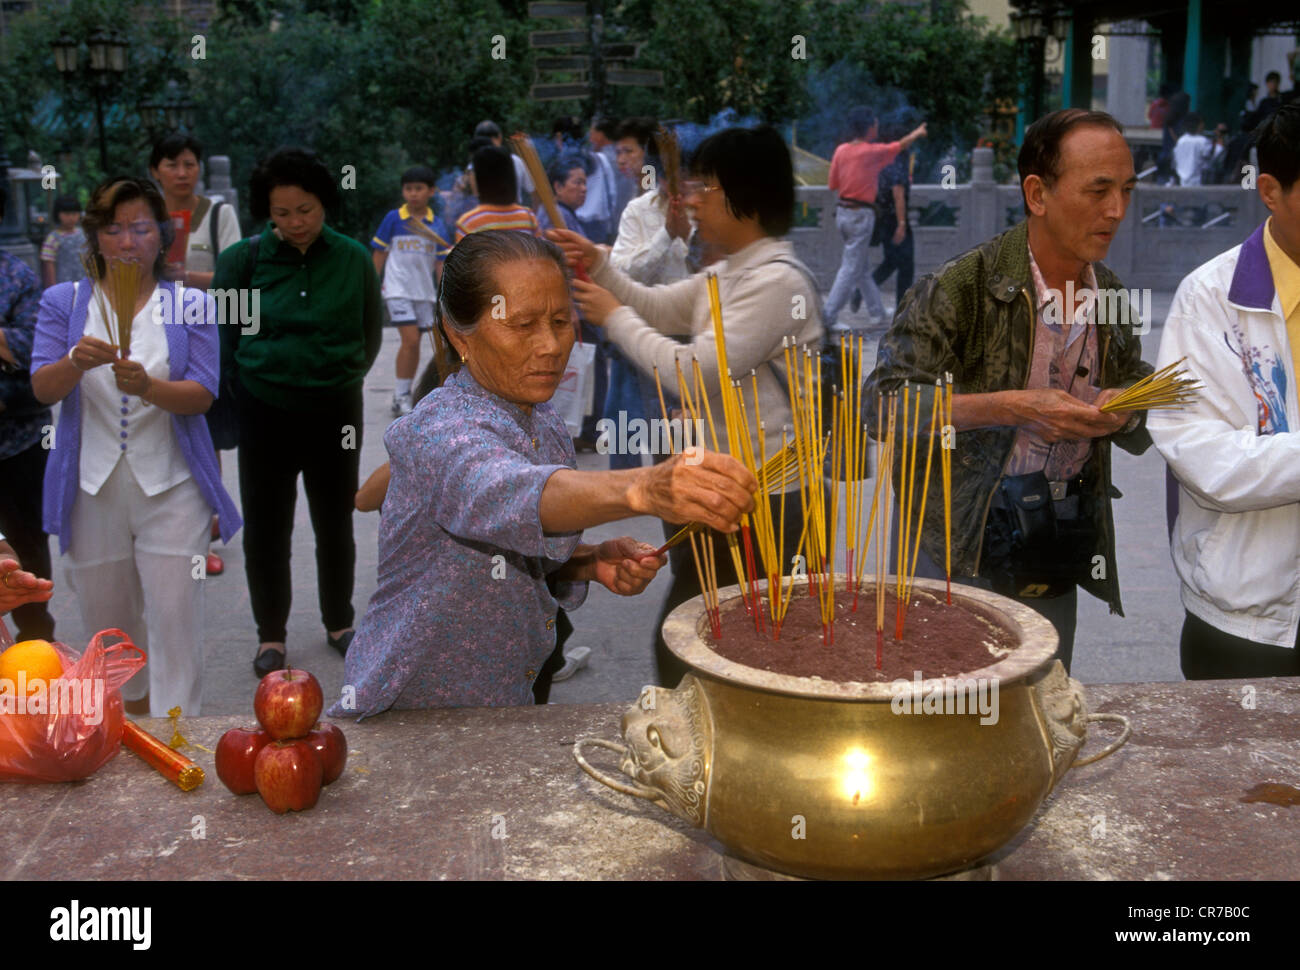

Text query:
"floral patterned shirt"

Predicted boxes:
[[329, 368, 587, 717], [0, 253, 50, 460]]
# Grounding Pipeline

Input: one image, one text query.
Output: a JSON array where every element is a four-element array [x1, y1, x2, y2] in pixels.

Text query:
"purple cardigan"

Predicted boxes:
[[31, 279, 242, 554]]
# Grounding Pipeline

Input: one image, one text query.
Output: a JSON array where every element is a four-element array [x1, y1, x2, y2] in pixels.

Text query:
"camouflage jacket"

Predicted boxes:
[[864, 220, 1153, 614]]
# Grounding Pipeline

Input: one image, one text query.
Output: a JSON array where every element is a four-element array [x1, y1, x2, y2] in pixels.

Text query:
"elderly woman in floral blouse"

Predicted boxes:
[[330, 230, 755, 715]]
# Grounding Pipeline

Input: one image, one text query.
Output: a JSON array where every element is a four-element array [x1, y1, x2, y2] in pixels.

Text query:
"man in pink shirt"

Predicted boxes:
[[825, 106, 927, 330]]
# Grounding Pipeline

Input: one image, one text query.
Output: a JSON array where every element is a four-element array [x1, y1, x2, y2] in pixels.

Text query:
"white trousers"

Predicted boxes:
[[823, 205, 887, 325], [64, 460, 210, 716]]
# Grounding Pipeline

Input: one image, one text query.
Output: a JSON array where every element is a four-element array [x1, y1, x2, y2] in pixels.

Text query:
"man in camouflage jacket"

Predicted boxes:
[[866, 110, 1153, 664]]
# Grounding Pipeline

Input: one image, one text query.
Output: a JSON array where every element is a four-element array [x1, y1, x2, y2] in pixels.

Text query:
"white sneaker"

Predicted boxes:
[[391, 392, 413, 417], [551, 646, 591, 682]]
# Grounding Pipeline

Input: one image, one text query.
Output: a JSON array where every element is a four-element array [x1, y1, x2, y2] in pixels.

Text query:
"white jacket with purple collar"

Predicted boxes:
[[1149, 222, 1300, 648]]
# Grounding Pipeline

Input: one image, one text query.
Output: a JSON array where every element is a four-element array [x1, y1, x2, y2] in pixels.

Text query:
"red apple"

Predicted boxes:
[[215, 726, 272, 795], [253, 739, 323, 814], [254, 667, 323, 740], [306, 722, 347, 785]]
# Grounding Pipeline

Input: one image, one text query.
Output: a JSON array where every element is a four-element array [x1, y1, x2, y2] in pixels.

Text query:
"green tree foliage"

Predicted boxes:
[[0, 0, 187, 193], [194, 0, 535, 238], [806, 0, 1017, 177], [2, 0, 1018, 242], [620, 0, 810, 124], [191, 10, 391, 238]]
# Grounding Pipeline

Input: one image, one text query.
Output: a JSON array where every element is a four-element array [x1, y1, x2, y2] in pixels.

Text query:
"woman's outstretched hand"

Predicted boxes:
[[630, 450, 757, 534]]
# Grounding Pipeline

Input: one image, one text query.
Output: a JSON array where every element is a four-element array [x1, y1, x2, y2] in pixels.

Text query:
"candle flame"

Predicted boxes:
[[840, 747, 874, 804]]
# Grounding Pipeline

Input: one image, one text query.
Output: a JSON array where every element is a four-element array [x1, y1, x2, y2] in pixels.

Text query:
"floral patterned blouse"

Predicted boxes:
[[329, 368, 587, 717]]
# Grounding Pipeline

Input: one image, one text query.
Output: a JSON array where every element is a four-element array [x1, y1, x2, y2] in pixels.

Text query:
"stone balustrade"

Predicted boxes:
[[792, 147, 1270, 294]]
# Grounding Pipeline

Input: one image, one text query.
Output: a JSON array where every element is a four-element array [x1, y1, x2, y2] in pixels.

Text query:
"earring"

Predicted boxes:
[[460, 354, 467, 363]]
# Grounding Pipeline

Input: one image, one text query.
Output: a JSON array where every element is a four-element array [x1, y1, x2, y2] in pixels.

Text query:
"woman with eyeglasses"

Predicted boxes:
[[548, 125, 824, 687], [30, 176, 241, 715]]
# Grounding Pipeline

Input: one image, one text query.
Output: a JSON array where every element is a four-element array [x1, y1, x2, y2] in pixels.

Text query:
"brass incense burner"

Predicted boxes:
[[575, 577, 1130, 880]]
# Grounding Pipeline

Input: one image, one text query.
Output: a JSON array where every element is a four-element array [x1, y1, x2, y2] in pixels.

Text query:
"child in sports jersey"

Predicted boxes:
[[371, 166, 450, 416]]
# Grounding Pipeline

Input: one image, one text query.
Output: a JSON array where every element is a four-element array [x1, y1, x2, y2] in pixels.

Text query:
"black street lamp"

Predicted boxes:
[[51, 28, 128, 173], [1011, 7, 1050, 135], [140, 80, 196, 142]]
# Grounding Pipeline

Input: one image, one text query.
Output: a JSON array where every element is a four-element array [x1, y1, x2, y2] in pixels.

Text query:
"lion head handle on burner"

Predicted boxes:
[[1030, 660, 1131, 789], [573, 675, 714, 827]]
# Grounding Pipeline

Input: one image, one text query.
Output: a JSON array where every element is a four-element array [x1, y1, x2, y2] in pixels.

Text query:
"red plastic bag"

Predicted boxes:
[[0, 619, 146, 783]]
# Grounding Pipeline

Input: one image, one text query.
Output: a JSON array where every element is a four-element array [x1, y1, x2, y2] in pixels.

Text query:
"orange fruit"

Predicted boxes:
[[0, 640, 64, 698]]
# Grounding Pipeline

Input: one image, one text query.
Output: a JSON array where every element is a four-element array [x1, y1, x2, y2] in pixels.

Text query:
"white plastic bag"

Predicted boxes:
[[550, 341, 597, 436]]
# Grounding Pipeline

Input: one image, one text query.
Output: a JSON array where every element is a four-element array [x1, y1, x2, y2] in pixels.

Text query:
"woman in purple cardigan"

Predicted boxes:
[[30, 176, 240, 716]]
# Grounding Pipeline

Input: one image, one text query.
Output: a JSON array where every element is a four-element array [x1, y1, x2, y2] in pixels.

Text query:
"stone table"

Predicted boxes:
[[3, 678, 1297, 880]]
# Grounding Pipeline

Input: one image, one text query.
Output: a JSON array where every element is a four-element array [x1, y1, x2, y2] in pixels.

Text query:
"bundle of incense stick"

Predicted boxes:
[[653, 361, 722, 638], [122, 720, 204, 791], [779, 336, 837, 642], [657, 125, 681, 198], [853, 372, 888, 612], [877, 380, 948, 642], [86, 256, 146, 356], [903, 382, 940, 636], [107, 259, 145, 355], [1098, 357, 1201, 412], [402, 216, 452, 252], [699, 277, 763, 629], [837, 335, 871, 599], [509, 133, 563, 228], [647, 438, 800, 559], [510, 132, 591, 282], [663, 277, 968, 650], [652, 520, 704, 557]]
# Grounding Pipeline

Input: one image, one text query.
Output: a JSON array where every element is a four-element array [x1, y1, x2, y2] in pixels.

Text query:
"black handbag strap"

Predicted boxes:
[[208, 199, 223, 256]]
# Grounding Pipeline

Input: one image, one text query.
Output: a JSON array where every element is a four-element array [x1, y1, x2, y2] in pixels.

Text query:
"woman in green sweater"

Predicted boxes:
[[214, 148, 383, 677]]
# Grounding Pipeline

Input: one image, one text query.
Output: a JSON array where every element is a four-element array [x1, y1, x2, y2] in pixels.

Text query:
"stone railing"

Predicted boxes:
[[792, 147, 1270, 293]]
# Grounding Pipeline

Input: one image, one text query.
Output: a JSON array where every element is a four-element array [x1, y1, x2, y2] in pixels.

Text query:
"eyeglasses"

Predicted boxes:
[[680, 181, 722, 200], [100, 222, 159, 238]]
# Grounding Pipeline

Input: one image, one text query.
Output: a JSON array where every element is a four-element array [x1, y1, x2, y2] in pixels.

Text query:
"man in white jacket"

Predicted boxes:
[[1150, 102, 1300, 678]]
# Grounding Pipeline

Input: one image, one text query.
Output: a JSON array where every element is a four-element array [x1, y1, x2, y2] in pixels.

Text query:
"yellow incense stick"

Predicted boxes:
[[897, 384, 910, 611], [943, 375, 954, 597], [403, 217, 452, 251], [905, 383, 941, 605]]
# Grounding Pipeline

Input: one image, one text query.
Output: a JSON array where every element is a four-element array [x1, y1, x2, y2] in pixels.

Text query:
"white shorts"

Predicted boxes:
[[386, 298, 435, 331]]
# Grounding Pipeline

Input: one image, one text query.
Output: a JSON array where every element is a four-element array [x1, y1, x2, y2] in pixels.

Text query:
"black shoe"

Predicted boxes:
[[327, 629, 355, 657], [253, 646, 285, 678]]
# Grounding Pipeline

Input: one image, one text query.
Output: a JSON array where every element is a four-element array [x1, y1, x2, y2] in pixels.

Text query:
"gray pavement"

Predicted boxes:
[[41, 292, 1187, 716]]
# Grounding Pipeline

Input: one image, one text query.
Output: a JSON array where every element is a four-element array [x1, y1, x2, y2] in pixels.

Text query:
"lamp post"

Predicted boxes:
[[140, 79, 197, 142], [1011, 7, 1049, 142], [51, 28, 128, 173]]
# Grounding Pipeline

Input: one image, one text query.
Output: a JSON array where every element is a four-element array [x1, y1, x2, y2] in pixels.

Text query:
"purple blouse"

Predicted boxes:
[[31, 279, 242, 553], [329, 368, 588, 717]]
